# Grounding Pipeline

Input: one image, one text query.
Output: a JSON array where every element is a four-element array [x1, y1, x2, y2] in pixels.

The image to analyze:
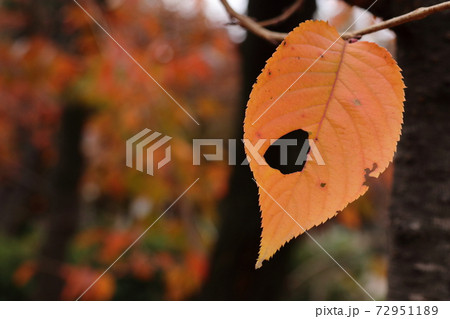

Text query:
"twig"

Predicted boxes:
[[219, 0, 286, 43], [342, 1, 450, 39], [258, 0, 304, 27], [220, 0, 450, 43]]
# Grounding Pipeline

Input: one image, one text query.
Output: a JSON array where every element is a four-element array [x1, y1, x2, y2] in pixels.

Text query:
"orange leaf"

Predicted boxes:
[[244, 21, 404, 268]]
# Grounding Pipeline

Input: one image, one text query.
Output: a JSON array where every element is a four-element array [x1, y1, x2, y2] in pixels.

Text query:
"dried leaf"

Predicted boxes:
[[244, 20, 405, 268]]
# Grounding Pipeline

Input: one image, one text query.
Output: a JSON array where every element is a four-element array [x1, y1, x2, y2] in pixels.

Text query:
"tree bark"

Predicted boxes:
[[387, 0, 450, 300], [34, 106, 89, 300], [197, 0, 316, 300]]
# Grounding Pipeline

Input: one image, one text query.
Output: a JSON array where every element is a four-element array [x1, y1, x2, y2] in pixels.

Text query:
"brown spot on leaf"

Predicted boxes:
[[363, 162, 378, 186]]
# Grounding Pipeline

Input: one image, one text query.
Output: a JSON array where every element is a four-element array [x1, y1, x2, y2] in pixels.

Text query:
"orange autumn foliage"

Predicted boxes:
[[61, 266, 115, 301], [244, 21, 405, 268], [1, 0, 238, 300]]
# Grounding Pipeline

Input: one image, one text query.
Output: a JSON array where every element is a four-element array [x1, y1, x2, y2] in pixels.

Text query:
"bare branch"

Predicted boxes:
[[342, 1, 450, 39], [220, 0, 450, 44], [258, 0, 304, 27], [219, 0, 286, 43]]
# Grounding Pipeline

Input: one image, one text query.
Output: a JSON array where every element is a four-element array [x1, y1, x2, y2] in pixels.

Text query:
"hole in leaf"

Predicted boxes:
[[264, 129, 310, 175]]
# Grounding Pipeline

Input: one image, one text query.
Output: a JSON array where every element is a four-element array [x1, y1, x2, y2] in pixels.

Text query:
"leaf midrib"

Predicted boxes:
[[314, 41, 348, 141]]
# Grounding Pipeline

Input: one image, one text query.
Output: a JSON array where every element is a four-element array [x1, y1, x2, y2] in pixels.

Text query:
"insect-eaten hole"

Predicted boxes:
[[264, 129, 310, 175]]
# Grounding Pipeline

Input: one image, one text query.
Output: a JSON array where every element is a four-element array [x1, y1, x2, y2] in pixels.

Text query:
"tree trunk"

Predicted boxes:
[[343, 0, 449, 301], [198, 0, 316, 300], [34, 106, 88, 300], [387, 0, 450, 301]]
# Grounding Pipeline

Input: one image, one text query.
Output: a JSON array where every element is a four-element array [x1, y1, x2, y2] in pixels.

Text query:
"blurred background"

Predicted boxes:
[[0, 0, 399, 300]]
